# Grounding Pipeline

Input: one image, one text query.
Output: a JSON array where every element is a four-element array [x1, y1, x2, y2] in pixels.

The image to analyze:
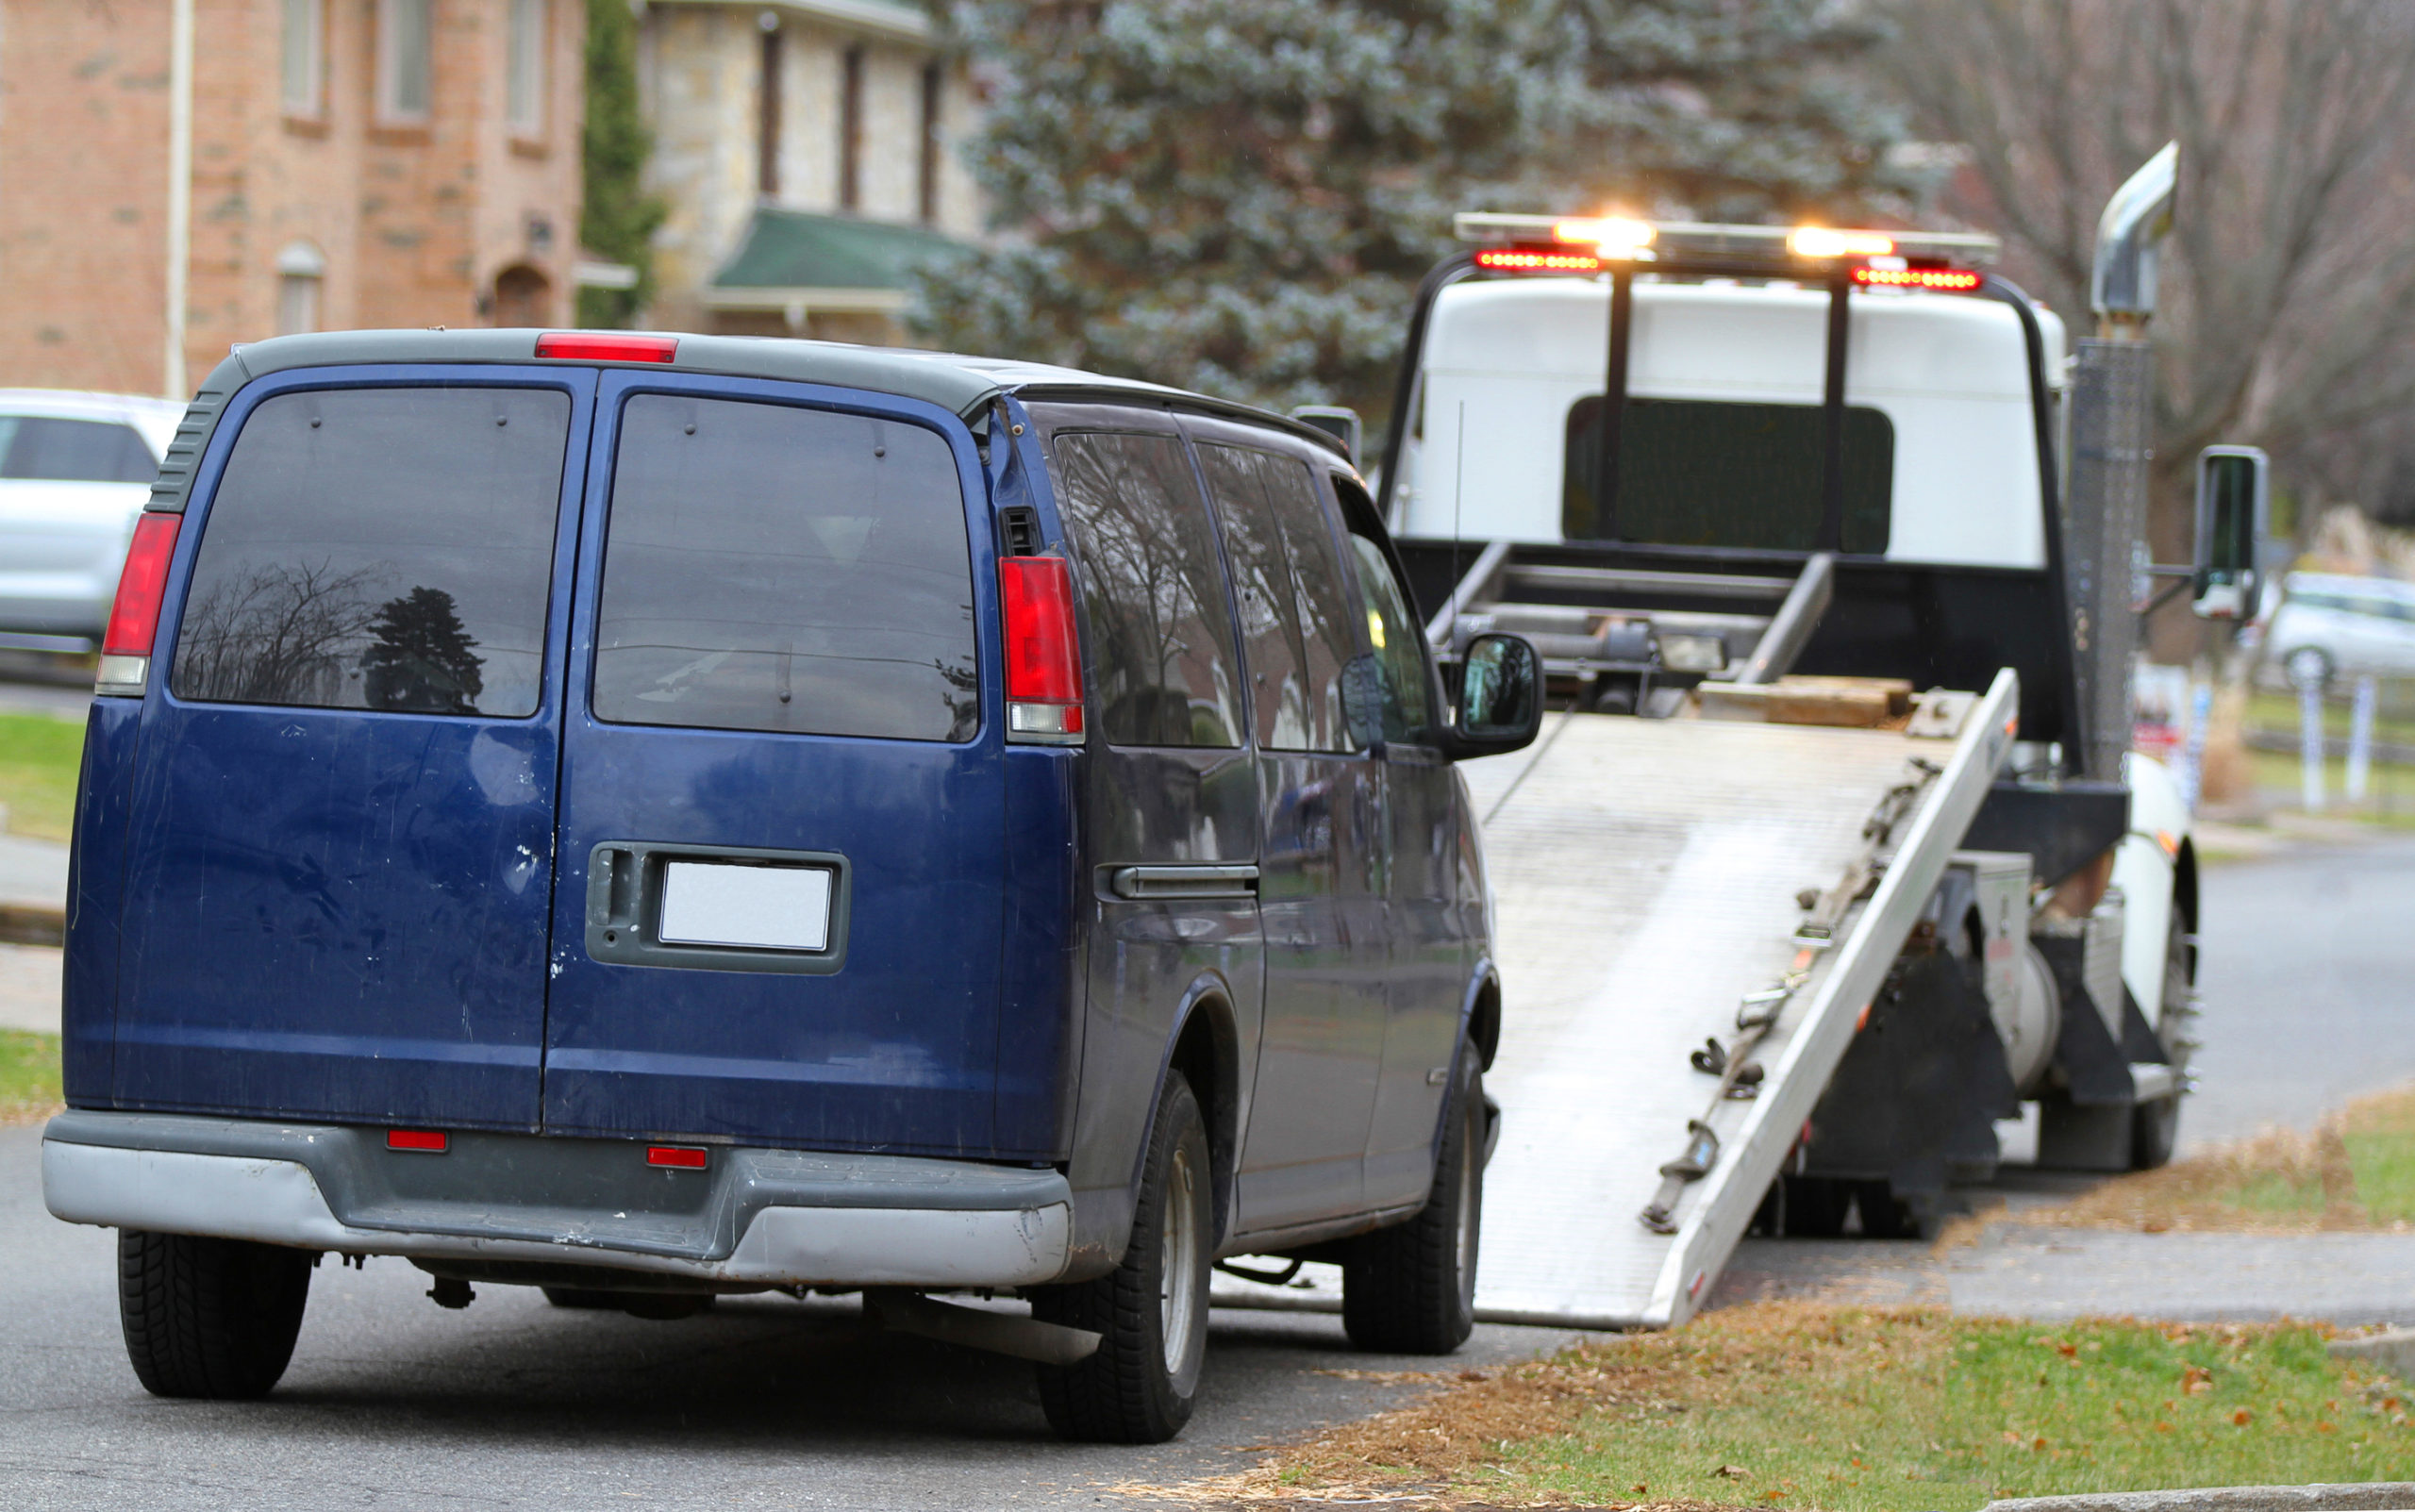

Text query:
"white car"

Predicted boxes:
[[0, 390, 182, 651], [2251, 571, 2415, 690]]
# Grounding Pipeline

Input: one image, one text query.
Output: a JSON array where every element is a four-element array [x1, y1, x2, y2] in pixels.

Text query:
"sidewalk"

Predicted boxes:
[[1715, 1222, 2415, 1328], [0, 831, 66, 947]]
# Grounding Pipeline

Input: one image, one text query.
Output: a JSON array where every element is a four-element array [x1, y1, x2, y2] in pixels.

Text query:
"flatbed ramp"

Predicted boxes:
[[1212, 670, 2015, 1330]]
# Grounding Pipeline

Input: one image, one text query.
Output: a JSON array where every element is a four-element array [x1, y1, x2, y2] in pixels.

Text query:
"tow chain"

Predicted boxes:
[[1636, 757, 1942, 1237]]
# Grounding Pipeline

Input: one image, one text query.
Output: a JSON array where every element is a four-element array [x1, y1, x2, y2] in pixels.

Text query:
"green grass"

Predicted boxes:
[[2246, 690, 2415, 746], [2344, 1091, 2415, 1224], [0, 1029, 60, 1122], [0, 711, 84, 840], [2246, 749, 2415, 821], [1454, 1311, 2415, 1511]]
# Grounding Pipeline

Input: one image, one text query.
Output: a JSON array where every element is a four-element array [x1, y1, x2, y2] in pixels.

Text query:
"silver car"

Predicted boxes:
[[2251, 571, 2415, 690], [0, 390, 182, 651]]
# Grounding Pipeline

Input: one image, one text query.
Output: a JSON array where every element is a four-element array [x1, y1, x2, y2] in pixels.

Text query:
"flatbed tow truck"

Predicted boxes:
[[1219, 148, 2267, 1328]]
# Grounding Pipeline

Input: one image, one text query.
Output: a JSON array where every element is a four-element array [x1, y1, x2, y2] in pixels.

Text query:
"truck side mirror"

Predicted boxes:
[[1291, 406, 1362, 463], [2193, 445, 2267, 620], [1446, 634, 1541, 758]]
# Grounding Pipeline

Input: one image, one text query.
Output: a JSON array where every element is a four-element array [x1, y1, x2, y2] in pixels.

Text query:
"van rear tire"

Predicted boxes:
[[1030, 1072, 1212, 1444], [1341, 1045, 1483, 1355], [118, 1230, 312, 1399]]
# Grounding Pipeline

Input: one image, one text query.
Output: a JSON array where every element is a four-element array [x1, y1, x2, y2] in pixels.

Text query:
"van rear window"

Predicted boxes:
[[591, 395, 977, 742], [172, 387, 569, 716]]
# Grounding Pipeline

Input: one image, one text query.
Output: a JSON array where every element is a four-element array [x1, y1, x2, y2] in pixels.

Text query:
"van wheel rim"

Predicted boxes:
[[1160, 1145, 1201, 1374]]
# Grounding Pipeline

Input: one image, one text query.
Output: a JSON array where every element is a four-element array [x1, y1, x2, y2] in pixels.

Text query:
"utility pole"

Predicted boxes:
[[164, 0, 194, 401]]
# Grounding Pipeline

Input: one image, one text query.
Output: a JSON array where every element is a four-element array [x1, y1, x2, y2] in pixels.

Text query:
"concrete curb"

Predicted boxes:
[[0, 904, 62, 948], [1984, 1487, 2415, 1512], [2330, 1330, 2415, 1381]]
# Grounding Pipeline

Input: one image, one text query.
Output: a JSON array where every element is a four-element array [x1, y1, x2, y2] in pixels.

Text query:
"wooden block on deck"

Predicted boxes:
[[1695, 676, 1915, 728]]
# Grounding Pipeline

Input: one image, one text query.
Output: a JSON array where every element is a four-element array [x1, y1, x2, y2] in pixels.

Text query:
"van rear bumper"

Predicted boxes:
[[41, 1111, 1073, 1289]]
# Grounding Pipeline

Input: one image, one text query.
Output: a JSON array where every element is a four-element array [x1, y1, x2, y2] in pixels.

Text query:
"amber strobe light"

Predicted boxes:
[[999, 554, 1085, 744], [533, 332, 678, 362]]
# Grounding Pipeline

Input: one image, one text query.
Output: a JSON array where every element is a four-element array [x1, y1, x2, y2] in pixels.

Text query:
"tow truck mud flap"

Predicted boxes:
[[1210, 671, 2016, 1329]]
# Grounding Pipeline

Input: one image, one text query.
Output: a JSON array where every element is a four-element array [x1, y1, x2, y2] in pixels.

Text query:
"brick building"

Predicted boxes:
[[637, 0, 983, 343], [0, 0, 588, 399]]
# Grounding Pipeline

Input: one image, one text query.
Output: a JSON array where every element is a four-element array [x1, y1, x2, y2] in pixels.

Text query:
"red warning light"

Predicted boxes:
[[1851, 266, 1983, 292], [1474, 248, 1606, 274]]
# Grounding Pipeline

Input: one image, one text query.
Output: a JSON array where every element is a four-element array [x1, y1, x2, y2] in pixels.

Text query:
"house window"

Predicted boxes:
[[917, 60, 941, 225], [377, 0, 433, 122], [757, 24, 782, 197], [280, 0, 324, 117], [839, 44, 864, 212], [507, 0, 547, 136], [275, 241, 327, 336]]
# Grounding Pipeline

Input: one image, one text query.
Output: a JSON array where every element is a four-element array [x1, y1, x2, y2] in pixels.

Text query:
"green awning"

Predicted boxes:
[[711, 208, 966, 292]]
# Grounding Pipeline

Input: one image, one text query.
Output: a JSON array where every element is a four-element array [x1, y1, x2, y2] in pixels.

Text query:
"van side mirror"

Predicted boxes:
[[1445, 634, 1542, 758], [1291, 406, 1362, 463], [2193, 445, 2267, 620]]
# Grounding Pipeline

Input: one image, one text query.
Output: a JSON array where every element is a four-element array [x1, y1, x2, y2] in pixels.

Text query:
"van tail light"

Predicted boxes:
[[387, 1129, 448, 1153], [533, 332, 677, 363], [999, 555, 1084, 745], [647, 1145, 708, 1170], [96, 511, 181, 697]]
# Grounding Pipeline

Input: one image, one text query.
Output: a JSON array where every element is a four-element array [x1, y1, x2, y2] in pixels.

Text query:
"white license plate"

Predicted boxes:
[[658, 861, 833, 953]]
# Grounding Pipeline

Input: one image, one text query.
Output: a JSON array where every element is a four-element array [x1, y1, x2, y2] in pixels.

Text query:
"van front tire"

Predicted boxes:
[[118, 1230, 312, 1399], [1342, 1045, 1483, 1354], [1030, 1072, 1213, 1444]]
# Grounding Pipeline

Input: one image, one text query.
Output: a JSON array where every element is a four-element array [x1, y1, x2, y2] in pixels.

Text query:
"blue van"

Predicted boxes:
[[40, 331, 1540, 1442]]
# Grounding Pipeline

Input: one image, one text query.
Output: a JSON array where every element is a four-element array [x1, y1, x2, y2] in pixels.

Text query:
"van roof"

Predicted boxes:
[[197, 329, 1347, 457]]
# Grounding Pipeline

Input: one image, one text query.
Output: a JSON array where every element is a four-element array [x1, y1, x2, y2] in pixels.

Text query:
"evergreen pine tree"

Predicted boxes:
[[915, 1, 1912, 419], [577, 0, 667, 328], [361, 587, 486, 714]]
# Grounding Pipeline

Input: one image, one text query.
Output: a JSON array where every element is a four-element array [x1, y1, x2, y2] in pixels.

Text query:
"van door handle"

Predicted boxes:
[[1106, 864, 1259, 901]]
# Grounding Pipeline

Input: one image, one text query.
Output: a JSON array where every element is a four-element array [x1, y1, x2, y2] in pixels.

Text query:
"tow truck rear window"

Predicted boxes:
[[1561, 397, 1892, 554]]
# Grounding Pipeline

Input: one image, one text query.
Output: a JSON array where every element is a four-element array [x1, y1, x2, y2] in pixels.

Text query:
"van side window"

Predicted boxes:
[[593, 395, 977, 742], [1193, 442, 1355, 752], [1050, 431, 1241, 749], [171, 387, 569, 716], [1347, 532, 1432, 742]]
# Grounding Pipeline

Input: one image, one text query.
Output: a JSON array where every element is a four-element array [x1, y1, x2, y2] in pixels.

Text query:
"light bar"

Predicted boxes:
[[1474, 248, 1604, 274], [1788, 226, 1895, 258], [1454, 213, 2000, 267], [1551, 216, 1655, 255], [1852, 266, 1983, 292]]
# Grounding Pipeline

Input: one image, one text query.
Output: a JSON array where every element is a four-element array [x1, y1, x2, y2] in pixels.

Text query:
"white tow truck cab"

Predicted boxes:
[[1213, 191, 2243, 1326]]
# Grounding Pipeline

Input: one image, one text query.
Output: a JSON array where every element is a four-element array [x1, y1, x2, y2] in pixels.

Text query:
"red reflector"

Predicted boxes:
[[533, 332, 678, 363], [999, 555, 1083, 705], [387, 1129, 447, 1153], [1851, 266, 1982, 292], [103, 513, 181, 656], [1474, 248, 1605, 274], [647, 1146, 708, 1169]]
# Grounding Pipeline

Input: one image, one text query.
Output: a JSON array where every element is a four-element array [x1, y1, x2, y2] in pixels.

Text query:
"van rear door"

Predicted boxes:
[[539, 375, 1008, 1153], [113, 375, 588, 1127]]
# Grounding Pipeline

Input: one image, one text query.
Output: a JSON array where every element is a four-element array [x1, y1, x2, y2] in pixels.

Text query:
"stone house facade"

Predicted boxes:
[[0, 0, 587, 398], [637, 0, 982, 343]]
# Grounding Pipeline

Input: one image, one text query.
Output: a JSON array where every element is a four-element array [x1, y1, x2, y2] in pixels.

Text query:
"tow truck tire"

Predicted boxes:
[[1031, 1072, 1211, 1444], [118, 1230, 312, 1400], [1341, 1045, 1482, 1355], [2131, 911, 2193, 1171]]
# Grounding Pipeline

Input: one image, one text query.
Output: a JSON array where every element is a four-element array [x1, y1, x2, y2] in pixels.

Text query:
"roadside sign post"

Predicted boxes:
[[2347, 674, 2378, 805], [2301, 678, 2327, 811]]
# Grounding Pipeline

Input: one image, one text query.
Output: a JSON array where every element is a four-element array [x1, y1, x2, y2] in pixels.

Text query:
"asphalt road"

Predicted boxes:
[[6, 805, 2414, 1505], [0, 1123, 1574, 1510]]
